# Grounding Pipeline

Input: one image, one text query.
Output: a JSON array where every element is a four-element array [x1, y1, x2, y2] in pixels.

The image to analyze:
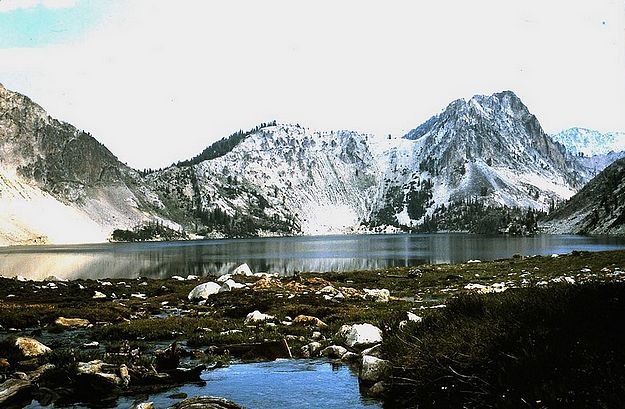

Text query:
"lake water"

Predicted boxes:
[[0, 233, 624, 280]]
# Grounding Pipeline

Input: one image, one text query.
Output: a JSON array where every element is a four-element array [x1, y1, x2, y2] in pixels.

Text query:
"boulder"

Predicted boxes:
[[188, 282, 221, 301], [0, 378, 33, 407], [244, 310, 275, 325], [55, 317, 90, 328], [232, 263, 253, 276], [292, 315, 327, 327], [320, 345, 348, 359], [219, 279, 246, 292], [341, 351, 360, 363], [359, 355, 392, 384], [93, 291, 107, 299], [300, 341, 322, 358], [337, 324, 383, 349], [169, 396, 244, 409], [216, 274, 232, 282], [361, 344, 383, 358], [15, 337, 51, 358], [363, 288, 390, 302]]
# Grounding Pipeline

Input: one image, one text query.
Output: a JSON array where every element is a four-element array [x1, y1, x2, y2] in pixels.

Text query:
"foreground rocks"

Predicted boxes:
[[170, 396, 244, 409]]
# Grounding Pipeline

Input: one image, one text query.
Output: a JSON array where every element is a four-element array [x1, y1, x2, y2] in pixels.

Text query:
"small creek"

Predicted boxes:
[[25, 359, 381, 409]]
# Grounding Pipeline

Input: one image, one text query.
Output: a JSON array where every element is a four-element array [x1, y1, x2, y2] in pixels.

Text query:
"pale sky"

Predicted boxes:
[[0, 0, 624, 169]]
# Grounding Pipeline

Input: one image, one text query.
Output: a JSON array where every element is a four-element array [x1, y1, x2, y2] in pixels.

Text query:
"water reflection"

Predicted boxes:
[[0, 234, 623, 280]]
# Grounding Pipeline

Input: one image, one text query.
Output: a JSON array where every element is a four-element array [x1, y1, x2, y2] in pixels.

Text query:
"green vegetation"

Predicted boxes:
[[417, 199, 544, 234], [384, 282, 625, 408], [111, 221, 188, 242], [175, 121, 277, 168]]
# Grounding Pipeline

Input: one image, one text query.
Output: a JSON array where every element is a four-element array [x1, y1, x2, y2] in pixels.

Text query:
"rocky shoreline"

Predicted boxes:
[[1, 250, 624, 408]]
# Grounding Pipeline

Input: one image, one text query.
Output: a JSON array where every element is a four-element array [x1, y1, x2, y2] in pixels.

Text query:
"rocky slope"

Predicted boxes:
[[0, 83, 178, 245], [542, 157, 625, 235]]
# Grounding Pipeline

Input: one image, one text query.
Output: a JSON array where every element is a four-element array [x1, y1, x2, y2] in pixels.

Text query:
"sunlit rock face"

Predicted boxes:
[[0, 84, 179, 245]]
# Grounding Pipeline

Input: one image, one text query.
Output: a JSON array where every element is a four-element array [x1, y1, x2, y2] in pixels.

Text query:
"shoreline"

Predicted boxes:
[[0, 250, 624, 407]]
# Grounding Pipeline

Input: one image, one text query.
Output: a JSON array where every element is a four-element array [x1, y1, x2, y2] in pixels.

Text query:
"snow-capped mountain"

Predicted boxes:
[[0, 84, 612, 243], [543, 157, 625, 235], [0, 83, 178, 245], [148, 91, 591, 235], [549, 128, 625, 177], [368, 91, 589, 227], [550, 128, 625, 157]]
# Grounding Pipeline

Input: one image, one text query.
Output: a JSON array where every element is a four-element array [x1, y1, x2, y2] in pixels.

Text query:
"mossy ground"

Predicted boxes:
[[0, 250, 624, 407]]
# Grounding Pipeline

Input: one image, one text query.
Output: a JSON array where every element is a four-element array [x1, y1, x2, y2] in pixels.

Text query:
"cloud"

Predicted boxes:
[[0, 0, 79, 12]]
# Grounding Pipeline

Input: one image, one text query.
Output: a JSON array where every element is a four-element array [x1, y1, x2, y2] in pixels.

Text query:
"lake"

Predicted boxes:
[[0, 233, 624, 280]]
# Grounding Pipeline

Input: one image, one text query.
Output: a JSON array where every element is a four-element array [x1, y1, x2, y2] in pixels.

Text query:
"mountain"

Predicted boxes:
[[147, 124, 381, 236], [0, 83, 179, 245], [542, 157, 625, 235], [369, 91, 589, 228], [148, 91, 591, 235], [0, 84, 607, 243], [550, 127, 625, 177], [550, 128, 625, 157]]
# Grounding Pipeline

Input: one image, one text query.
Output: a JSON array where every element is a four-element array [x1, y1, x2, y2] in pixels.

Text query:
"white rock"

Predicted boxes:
[[464, 283, 487, 290], [359, 355, 392, 383], [361, 344, 383, 358], [244, 310, 275, 325], [467, 259, 481, 264], [580, 268, 592, 273], [232, 263, 253, 276], [186, 275, 199, 280], [93, 291, 106, 299], [188, 282, 221, 301], [216, 274, 232, 282], [337, 323, 383, 348], [220, 279, 246, 292], [300, 341, 322, 358], [406, 312, 423, 323], [14, 275, 28, 282], [171, 275, 186, 281], [363, 288, 390, 303], [319, 285, 338, 295], [551, 254, 559, 258], [131, 293, 147, 299]]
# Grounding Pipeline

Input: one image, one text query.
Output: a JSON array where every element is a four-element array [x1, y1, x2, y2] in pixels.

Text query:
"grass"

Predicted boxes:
[[383, 281, 625, 408]]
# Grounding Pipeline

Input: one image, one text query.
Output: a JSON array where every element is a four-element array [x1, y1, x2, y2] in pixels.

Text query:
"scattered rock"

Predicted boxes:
[[171, 276, 186, 281], [0, 378, 33, 407], [244, 310, 275, 325], [232, 263, 253, 276], [292, 315, 327, 327], [363, 288, 390, 302], [300, 342, 322, 358], [337, 324, 383, 349], [82, 341, 100, 349], [188, 282, 221, 301], [169, 396, 244, 409], [132, 403, 155, 409], [219, 279, 246, 292], [15, 337, 51, 358], [216, 274, 232, 282], [119, 364, 130, 387], [55, 317, 90, 328], [406, 312, 423, 323], [359, 355, 392, 384], [321, 345, 348, 359], [93, 291, 107, 299], [467, 259, 482, 264]]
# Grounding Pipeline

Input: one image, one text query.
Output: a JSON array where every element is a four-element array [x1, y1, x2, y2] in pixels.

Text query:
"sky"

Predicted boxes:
[[0, 0, 624, 169]]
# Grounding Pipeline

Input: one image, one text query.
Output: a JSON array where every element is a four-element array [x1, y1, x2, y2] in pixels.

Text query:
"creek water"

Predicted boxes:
[[1, 233, 624, 280], [25, 359, 380, 409]]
